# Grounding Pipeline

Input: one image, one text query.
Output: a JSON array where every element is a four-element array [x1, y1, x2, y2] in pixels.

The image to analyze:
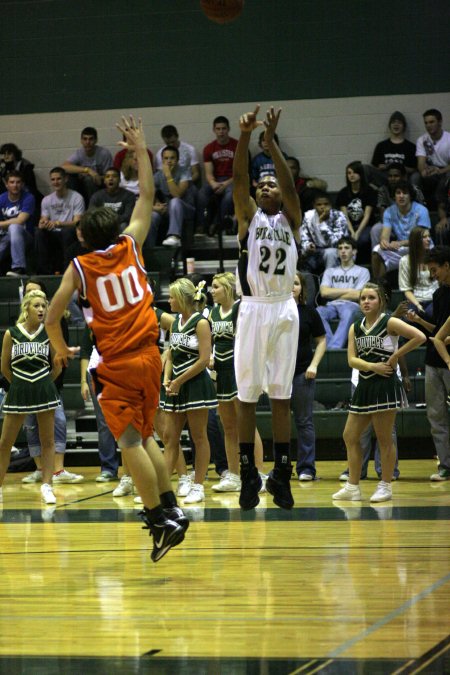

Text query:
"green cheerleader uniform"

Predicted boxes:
[[160, 312, 217, 413], [2, 324, 60, 414], [349, 313, 408, 414], [210, 300, 240, 401]]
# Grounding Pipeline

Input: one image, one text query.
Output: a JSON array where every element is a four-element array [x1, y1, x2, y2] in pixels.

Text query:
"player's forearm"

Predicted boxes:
[[233, 132, 251, 182], [45, 319, 69, 354]]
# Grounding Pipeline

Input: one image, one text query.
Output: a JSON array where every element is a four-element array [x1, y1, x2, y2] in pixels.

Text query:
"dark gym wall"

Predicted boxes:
[[2, 0, 449, 116]]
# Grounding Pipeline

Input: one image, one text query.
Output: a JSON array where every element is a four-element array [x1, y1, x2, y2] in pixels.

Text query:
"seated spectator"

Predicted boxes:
[[251, 131, 287, 186], [412, 109, 450, 209], [150, 145, 195, 248], [366, 111, 417, 187], [336, 161, 378, 263], [317, 237, 369, 349], [398, 227, 438, 318], [300, 191, 348, 274], [113, 138, 153, 174], [372, 182, 431, 278], [197, 115, 238, 235], [62, 126, 112, 205], [119, 150, 140, 196], [376, 162, 424, 217], [35, 167, 85, 274], [286, 156, 328, 212], [0, 170, 35, 276], [0, 143, 43, 208], [155, 125, 200, 184], [89, 167, 135, 230], [435, 174, 450, 246]]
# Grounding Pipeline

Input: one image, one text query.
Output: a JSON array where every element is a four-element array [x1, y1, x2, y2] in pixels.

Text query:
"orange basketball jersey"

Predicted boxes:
[[72, 234, 159, 359]]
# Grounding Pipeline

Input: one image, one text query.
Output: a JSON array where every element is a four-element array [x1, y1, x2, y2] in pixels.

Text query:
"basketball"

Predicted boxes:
[[200, 0, 244, 24]]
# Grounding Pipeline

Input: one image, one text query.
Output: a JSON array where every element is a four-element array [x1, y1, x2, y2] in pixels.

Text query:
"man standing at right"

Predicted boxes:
[[233, 105, 301, 511], [407, 246, 450, 481], [414, 109, 450, 209]]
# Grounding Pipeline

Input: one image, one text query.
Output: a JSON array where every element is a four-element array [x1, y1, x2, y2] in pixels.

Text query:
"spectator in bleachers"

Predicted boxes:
[[62, 126, 113, 205], [0, 170, 35, 276], [317, 237, 369, 349], [196, 115, 237, 236], [291, 272, 326, 481], [336, 161, 378, 263], [372, 182, 431, 279], [435, 174, 450, 246], [286, 156, 328, 213], [113, 137, 153, 174], [366, 111, 417, 187], [151, 146, 196, 249], [155, 125, 200, 185], [412, 109, 450, 209], [118, 150, 140, 196], [375, 162, 425, 218], [398, 227, 438, 318], [251, 130, 287, 187], [0, 143, 43, 208], [300, 191, 348, 274], [89, 167, 135, 230], [36, 167, 85, 274]]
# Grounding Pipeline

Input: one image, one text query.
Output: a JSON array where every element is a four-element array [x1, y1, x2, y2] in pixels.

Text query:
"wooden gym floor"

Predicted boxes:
[[0, 459, 449, 674]]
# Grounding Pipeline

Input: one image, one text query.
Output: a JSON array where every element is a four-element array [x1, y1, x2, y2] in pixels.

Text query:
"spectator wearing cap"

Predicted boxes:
[[365, 111, 417, 188]]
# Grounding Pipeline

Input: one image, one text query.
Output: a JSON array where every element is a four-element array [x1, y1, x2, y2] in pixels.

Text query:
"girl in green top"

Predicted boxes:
[[161, 278, 217, 504], [0, 290, 61, 505], [333, 282, 425, 504]]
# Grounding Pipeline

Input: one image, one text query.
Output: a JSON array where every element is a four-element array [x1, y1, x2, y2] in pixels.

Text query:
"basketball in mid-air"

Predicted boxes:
[[200, 0, 244, 24]]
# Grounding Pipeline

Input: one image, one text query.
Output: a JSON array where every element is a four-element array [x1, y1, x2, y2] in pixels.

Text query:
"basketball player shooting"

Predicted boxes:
[[233, 105, 302, 511]]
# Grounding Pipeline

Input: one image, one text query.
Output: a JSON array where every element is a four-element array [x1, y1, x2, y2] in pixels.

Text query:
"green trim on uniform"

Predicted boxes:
[[3, 324, 60, 414], [210, 301, 240, 401], [160, 312, 217, 413], [349, 313, 408, 414]]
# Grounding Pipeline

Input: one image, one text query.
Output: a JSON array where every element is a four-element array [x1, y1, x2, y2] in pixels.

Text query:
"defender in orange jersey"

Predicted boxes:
[[46, 116, 188, 562]]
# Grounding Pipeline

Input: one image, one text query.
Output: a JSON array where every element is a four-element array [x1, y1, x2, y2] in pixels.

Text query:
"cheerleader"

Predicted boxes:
[[209, 272, 266, 493], [332, 282, 426, 503], [0, 291, 61, 504], [160, 278, 217, 504]]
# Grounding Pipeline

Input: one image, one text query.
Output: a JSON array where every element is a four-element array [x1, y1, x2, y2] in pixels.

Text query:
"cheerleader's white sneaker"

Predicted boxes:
[[211, 471, 241, 492], [112, 475, 133, 496], [41, 483, 56, 505], [370, 481, 392, 503], [184, 483, 205, 504], [177, 474, 192, 497], [332, 483, 362, 501]]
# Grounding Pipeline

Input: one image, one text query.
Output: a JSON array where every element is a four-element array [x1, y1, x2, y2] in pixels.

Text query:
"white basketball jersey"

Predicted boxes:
[[238, 208, 298, 297]]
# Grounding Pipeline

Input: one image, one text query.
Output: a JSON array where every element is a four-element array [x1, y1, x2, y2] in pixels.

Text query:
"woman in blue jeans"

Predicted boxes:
[[291, 272, 326, 480]]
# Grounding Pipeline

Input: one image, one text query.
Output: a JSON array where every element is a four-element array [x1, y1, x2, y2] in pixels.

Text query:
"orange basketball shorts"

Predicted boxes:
[[92, 345, 162, 442]]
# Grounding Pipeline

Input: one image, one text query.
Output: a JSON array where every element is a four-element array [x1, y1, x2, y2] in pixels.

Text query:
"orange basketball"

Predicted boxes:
[[200, 0, 244, 24]]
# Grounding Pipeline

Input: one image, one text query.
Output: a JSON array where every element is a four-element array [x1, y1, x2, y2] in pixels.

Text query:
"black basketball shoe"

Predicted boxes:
[[239, 465, 262, 510], [266, 466, 294, 510], [164, 505, 190, 533], [139, 511, 185, 563]]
